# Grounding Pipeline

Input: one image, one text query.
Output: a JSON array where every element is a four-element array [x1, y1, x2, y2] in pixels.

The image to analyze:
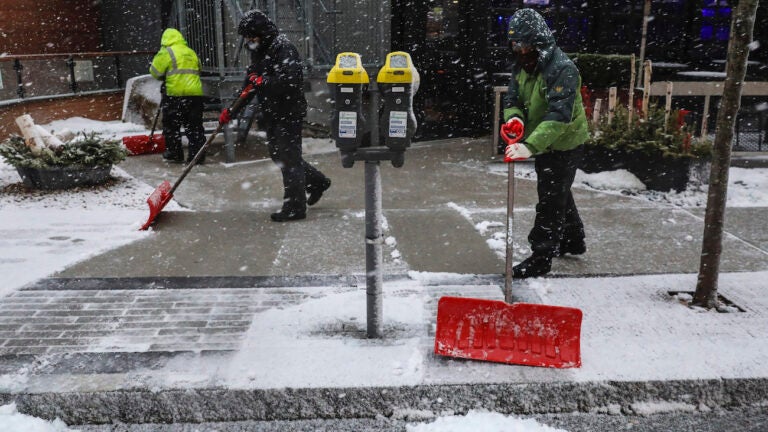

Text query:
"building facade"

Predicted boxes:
[[391, 0, 768, 138], [1, 1, 766, 140]]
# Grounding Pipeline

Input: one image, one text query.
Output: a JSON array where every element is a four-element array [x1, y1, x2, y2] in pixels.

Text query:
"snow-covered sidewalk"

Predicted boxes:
[[2, 119, 768, 430]]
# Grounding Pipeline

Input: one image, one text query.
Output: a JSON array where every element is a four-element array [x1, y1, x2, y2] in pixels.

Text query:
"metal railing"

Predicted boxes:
[[169, 0, 389, 76], [0, 51, 154, 107]]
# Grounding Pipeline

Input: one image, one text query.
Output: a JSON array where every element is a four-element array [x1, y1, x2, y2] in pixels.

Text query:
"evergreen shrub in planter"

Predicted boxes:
[[0, 133, 127, 190], [584, 105, 712, 192]]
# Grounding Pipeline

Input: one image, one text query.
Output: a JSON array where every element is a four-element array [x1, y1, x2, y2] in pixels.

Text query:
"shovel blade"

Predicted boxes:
[[434, 296, 582, 368], [139, 180, 173, 231], [122, 134, 166, 155]]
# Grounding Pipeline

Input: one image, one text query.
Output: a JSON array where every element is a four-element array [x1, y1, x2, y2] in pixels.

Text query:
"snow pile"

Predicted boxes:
[[43, 117, 149, 141], [407, 410, 567, 432], [0, 156, 159, 297], [490, 160, 768, 208], [0, 403, 79, 432]]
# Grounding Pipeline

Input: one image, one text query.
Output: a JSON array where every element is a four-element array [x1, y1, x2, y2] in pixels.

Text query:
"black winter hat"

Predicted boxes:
[[238, 9, 277, 38]]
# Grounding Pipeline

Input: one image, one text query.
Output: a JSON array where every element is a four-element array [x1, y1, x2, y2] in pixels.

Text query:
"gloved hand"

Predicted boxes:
[[247, 73, 264, 86], [238, 83, 255, 98], [504, 142, 532, 162], [500, 117, 525, 145], [219, 108, 232, 125]]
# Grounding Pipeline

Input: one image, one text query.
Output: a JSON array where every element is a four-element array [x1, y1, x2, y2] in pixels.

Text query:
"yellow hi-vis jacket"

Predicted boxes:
[[149, 28, 203, 97]]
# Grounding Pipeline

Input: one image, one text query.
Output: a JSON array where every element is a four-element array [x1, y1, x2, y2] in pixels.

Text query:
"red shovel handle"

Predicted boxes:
[[501, 118, 524, 163], [139, 91, 255, 231], [500, 118, 524, 146]]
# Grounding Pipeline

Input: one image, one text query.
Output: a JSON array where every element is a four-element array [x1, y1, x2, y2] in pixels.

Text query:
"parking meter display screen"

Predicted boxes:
[[390, 55, 408, 68], [339, 55, 358, 69]]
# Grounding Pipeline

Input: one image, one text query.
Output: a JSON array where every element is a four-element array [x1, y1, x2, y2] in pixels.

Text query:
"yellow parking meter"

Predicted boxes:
[[327, 52, 369, 168], [376, 52, 419, 167]]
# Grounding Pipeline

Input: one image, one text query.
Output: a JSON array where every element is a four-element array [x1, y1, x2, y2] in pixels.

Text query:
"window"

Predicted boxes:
[[701, 0, 731, 41], [426, 3, 460, 42]]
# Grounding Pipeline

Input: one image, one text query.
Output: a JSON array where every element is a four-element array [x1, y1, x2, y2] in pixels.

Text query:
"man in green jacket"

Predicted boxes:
[[150, 28, 206, 164], [501, 8, 590, 278]]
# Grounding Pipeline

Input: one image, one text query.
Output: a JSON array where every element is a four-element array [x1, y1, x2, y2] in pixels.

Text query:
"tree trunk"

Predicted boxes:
[[636, 0, 651, 89], [693, 0, 759, 309]]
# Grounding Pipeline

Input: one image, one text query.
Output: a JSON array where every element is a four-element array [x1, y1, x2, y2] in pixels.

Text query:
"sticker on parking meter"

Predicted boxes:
[[339, 111, 357, 138], [389, 111, 408, 138]]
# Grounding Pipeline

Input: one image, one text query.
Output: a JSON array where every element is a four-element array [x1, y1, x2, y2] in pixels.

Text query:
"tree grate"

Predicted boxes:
[[668, 291, 746, 313]]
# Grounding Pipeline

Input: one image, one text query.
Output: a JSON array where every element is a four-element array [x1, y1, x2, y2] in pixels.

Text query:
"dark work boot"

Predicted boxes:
[[513, 254, 552, 279], [270, 208, 307, 222], [557, 238, 586, 257], [162, 150, 184, 163], [307, 178, 331, 206]]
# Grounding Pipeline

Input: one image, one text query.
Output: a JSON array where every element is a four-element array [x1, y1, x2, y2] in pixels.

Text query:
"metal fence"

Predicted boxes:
[[0, 52, 154, 107], [171, 0, 390, 75]]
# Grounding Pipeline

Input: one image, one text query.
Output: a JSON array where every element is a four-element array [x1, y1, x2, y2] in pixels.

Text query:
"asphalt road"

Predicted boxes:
[[77, 407, 768, 431]]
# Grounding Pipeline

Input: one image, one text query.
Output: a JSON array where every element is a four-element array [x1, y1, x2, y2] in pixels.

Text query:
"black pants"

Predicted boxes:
[[529, 146, 584, 257], [162, 96, 205, 159], [265, 118, 329, 212]]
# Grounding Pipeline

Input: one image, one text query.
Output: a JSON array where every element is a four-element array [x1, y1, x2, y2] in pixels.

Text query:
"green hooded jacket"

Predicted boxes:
[[502, 9, 589, 154], [149, 28, 203, 97]]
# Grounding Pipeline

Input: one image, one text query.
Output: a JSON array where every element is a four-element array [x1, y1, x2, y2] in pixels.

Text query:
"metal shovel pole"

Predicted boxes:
[[504, 161, 515, 303]]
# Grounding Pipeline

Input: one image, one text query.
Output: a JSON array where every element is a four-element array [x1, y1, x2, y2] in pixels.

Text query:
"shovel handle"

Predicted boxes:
[[148, 101, 162, 139], [168, 93, 253, 196], [504, 161, 515, 303]]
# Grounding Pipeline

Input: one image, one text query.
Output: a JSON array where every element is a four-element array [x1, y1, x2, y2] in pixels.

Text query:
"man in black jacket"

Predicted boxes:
[[220, 10, 331, 222]]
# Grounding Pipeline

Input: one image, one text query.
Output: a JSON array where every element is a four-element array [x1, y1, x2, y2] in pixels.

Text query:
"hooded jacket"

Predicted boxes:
[[238, 10, 307, 121], [149, 28, 203, 97], [503, 9, 589, 154]]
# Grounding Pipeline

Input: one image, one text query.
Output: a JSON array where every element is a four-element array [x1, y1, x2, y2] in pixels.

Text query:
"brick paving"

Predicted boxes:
[[0, 286, 314, 356]]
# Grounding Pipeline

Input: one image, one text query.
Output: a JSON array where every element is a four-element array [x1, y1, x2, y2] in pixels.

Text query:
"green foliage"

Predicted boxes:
[[568, 53, 634, 89], [586, 105, 712, 159], [0, 132, 128, 169]]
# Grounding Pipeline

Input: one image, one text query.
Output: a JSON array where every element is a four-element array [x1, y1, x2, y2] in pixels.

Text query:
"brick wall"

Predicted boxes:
[[0, 0, 101, 54], [0, 92, 123, 136]]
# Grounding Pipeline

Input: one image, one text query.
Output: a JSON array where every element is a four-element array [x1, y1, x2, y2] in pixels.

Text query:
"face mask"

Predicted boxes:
[[247, 41, 260, 51], [516, 49, 538, 73], [510, 40, 533, 53]]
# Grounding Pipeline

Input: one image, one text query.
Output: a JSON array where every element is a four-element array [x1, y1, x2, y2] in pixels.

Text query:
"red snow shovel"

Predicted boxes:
[[123, 104, 166, 156], [433, 127, 583, 368], [139, 88, 254, 231]]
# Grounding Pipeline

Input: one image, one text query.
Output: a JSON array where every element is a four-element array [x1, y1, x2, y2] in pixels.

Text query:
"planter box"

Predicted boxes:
[[628, 151, 710, 193], [16, 165, 112, 190], [581, 145, 627, 173], [628, 154, 691, 192], [581, 146, 710, 192]]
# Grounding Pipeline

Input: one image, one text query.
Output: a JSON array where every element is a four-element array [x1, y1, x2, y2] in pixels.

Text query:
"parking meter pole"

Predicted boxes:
[[365, 82, 383, 338], [327, 52, 418, 339], [365, 160, 383, 338]]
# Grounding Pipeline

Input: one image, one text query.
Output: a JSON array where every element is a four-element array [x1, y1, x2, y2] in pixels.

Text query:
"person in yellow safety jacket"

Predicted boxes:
[[150, 28, 206, 164]]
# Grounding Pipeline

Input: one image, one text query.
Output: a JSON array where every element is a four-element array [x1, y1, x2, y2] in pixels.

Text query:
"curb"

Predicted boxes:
[[3, 378, 767, 425]]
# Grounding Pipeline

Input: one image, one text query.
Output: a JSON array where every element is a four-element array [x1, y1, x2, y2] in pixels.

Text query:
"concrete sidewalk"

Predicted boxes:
[[1, 137, 768, 426]]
